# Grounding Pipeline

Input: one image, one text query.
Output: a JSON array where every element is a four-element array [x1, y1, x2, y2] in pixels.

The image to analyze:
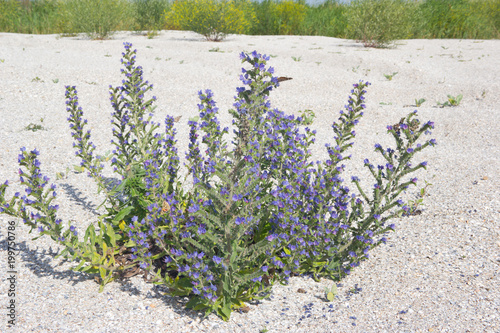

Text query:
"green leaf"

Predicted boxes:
[[99, 267, 106, 280], [112, 206, 134, 223], [218, 304, 231, 321], [106, 223, 117, 247], [327, 292, 335, 302]]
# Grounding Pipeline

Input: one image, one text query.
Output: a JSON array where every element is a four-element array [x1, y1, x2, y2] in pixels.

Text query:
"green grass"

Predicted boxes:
[[0, 0, 498, 40]]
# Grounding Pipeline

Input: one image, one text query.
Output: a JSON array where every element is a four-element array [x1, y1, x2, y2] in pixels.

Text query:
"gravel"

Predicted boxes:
[[0, 31, 499, 332]]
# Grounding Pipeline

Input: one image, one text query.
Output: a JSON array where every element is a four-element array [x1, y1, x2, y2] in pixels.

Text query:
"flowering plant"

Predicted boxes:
[[0, 43, 436, 320]]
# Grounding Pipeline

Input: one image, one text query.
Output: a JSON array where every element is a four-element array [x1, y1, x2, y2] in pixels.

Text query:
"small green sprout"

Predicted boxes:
[[209, 47, 224, 53], [414, 98, 426, 107], [402, 177, 433, 217], [437, 94, 463, 107], [32, 77, 43, 83], [52, 78, 59, 83], [384, 72, 398, 81], [292, 56, 302, 62], [25, 123, 45, 132], [147, 31, 159, 39]]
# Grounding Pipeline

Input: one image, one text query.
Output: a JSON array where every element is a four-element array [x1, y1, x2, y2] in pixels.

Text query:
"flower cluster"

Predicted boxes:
[[0, 43, 436, 321]]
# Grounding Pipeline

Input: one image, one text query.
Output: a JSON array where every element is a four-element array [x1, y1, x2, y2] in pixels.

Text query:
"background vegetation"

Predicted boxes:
[[0, 0, 498, 40]]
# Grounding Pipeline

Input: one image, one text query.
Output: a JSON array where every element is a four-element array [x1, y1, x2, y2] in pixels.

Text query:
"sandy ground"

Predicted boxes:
[[0, 31, 499, 332]]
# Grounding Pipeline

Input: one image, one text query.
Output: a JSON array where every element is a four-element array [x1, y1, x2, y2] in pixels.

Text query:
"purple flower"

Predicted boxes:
[[261, 265, 268, 272], [197, 225, 206, 234], [212, 256, 222, 265], [267, 234, 276, 241], [188, 204, 199, 214]]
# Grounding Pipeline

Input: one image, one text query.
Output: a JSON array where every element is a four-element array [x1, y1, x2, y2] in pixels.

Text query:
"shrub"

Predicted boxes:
[[0, 0, 61, 34], [250, 0, 307, 35], [0, 0, 22, 32], [347, 0, 415, 48], [415, 0, 500, 39], [300, 0, 348, 38], [62, 0, 133, 39], [132, 0, 170, 35], [166, 0, 254, 41], [0, 43, 436, 321], [273, 0, 307, 35]]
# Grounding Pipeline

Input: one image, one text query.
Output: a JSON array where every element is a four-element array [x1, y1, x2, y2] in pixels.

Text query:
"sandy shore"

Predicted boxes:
[[0, 31, 499, 332]]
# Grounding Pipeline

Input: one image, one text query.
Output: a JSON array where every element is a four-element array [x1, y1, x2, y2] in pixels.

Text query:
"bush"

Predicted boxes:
[[415, 0, 500, 39], [273, 0, 307, 35], [300, 0, 348, 37], [0, 0, 22, 32], [0, 0, 61, 34], [0, 43, 436, 321], [62, 0, 132, 39], [132, 0, 170, 35], [166, 0, 254, 41], [250, 0, 307, 35], [347, 0, 415, 47]]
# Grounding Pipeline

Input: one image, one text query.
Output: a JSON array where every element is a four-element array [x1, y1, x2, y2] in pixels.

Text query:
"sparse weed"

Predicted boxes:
[[209, 47, 224, 53], [384, 72, 398, 81], [414, 98, 426, 107], [25, 123, 45, 132], [437, 94, 463, 107]]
